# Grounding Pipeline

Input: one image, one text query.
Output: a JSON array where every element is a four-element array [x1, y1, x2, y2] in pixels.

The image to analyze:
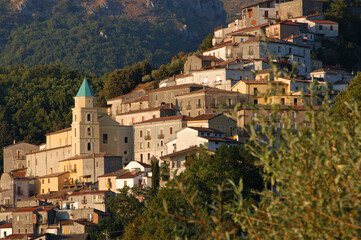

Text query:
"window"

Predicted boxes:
[[278, 46, 281, 53], [140, 130, 143, 138], [296, 87, 299, 91], [254, 99, 258, 105], [254, 88, 258, 96], [147, 142, 150, 148], [140, 142, 143, 149], [153, 115, 156, 118], [124, 137, 128, 143], [42, 179, 44, 184], [48, 179, 50, 183], [74, 114, 77, 122], [74, 164, 77, 172], [264, 10, 268, 18], [17, 151, 22, 159], [330, 25, 333, 31], [170, 127, 173, 134], [294, 98, 298, 106], [155, 95, 158, 100], [48, 188, 50, 192], [140, 154, 143, 162], [281, 98, 285, 105], [103, 134, 108, 144], [87, 127, 92, 136], [87, 114, 91, 122], [87, 143, 91, 151], [319, 25, 323, 30], [42, 189, 44, 194], [289, 47, 292, 54]]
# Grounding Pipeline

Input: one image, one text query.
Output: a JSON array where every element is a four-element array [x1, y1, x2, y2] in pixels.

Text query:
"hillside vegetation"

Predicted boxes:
[[0, 0, 225, 75]]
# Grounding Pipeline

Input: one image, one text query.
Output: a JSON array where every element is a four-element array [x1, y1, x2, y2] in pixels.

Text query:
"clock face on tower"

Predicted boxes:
[[87, 99, 92, 105]]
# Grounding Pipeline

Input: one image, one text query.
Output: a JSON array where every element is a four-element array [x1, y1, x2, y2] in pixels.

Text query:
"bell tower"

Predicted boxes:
[[72, 78, 100, 155]]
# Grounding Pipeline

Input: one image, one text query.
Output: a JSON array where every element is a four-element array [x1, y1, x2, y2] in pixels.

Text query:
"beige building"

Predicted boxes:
[[107, 88, 148, 117], [98, 169, 129, 193], [134, 115, 191, 164], [148, 84, 204, 108], [115, 104, 176, 126], [175, 87, 244, 117], [25, 79, 133, 181], [35, 172, 70, 195], [278, 0, 323, 20], [184, 55, 222, 73], [265, 20, 301, 39], [186, 113, 237, 136]]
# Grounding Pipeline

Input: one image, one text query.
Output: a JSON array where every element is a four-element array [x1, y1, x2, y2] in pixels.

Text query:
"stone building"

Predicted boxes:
[[133, 115, 191, 163], [3, 142, 38, 173]]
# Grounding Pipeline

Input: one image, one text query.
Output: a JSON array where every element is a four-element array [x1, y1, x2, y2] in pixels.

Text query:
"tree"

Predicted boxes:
[[151, 157, 160, 195], [198, 33, 213, 52], [332, 72, 360, 122]]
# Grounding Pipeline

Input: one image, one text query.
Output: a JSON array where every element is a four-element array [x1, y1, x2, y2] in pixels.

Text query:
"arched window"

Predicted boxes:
[[74, 115, 77, 122], [87, 114, 91, 122], [87, 143, 91, 151], [87, 127, 92, 136]]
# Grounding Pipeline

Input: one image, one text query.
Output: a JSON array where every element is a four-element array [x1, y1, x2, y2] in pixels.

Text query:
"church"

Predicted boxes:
[[2, 79, 133, 199]]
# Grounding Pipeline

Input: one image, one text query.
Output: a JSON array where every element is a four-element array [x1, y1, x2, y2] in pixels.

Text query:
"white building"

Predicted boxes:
[[116, 161, 152, 190], [166, 127, 238, 154], [0, 222, 12, 238]]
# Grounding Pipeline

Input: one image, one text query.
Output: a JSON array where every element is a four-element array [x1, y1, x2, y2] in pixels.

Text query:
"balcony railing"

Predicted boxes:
[[186, 105, 192, 110], [158, 134, 164, 139], [81, 200, 87, 204], [196, 104, 202, 108], [145, 135, 151, 140]]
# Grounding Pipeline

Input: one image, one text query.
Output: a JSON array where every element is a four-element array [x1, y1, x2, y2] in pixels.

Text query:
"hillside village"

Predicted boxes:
[[0, 0, 356, 239]]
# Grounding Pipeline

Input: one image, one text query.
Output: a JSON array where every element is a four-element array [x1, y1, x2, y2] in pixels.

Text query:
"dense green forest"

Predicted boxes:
[[0, 12, 196, 75]]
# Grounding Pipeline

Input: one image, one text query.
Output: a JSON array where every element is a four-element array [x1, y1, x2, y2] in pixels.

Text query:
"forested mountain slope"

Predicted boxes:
[[0, 0, 225, 75]]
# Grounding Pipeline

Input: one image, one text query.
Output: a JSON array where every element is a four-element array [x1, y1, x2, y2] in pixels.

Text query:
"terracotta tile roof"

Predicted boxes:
[[135, 115, 193, 124], [160, 146, 199, 160], [243, 36, 310, 48], [290, 13, 323, 19], [116, 171, 144, 179], [26, 145, 72, 156], [229, 23, 269, 35], [188, 113, 219, 121], [308, 20, 338, 24], [37, 172, 68, 179], [45, 127, 72, 136], [133, 161, 152, 168], [0, 222, 12, 228], [116, 104, 175, 116], [150, 83, 203, 93], [194, 55, 222, 62], [70, 190, 109, 196], [107, 89, 148, 102], [39, 206, 55, 212], [98, 169, 129, 178], [283, 34, 302, 41], [14, 207, 41, 213], [189, 127, 224, 134], [276, 20, 300, 26], [59, 152, 116, 162], [310, 68, 353, 75], [4, 234, 34, 239], [200, 136, 238, 143], [214, 40, 233, 48], [241, 80, 287, 85]]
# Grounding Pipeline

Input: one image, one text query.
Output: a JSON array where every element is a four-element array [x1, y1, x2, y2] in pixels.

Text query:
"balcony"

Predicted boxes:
[[196, 104, 202, 109], [145, 135, 151, 140], [186, 105, 192, 110], [16, 190, 23, 196], [158, 134, 164, 139], [81, 200, 87, 204]]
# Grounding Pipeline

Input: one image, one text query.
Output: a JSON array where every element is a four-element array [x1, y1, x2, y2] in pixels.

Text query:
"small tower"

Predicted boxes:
[[72, 78, 100, 155]]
